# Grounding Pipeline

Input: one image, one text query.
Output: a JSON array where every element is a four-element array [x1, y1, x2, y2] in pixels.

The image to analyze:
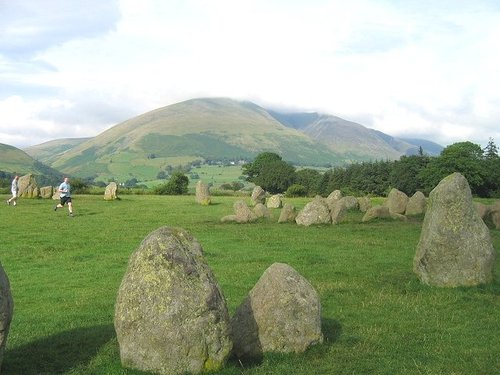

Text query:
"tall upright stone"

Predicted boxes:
[[405, 191, 426, 216], [251, 186, 266, 205], [414, 173, 495, 287], [19, 173, 39, 198], [195, 180, 211, 205], [104, 182, 118, 201], [114, 227, 232, 374], [0, 262, 13, 372], [384, 188, 408, 214], [231, 263, 323, 360]]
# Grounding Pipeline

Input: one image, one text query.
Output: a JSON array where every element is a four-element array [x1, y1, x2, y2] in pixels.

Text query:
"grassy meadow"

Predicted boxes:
[[0, 194, 499, 375]]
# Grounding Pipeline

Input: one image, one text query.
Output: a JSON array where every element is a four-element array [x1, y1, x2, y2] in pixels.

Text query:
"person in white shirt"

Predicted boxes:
[[54, 177, 74, 216], [6, 175, 19, 206]]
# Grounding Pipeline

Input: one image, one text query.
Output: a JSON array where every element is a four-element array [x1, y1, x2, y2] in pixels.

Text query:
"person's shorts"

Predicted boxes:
[[11, 190, 17, 198], [60, 196, 72, 205]]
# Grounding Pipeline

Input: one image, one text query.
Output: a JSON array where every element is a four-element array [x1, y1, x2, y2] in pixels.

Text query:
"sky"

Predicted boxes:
[[1, 0, 500, 149]]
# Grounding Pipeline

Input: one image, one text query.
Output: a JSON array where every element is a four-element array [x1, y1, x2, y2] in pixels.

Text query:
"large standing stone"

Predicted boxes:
[[330, 198, 347, 224], [114, 227, 232, 375], [341, 196, 359, 211], [405, 191, 427, 216], [357, 196, 372, 213], [413, 173, 495, 287], [278, 203, 297, 223], [489, 201, 500, 229], [266, 194, 283, 209], [231, 263, 323, 360], [361, 205, 391, 222], [384, 188, 409, 214], [39, 186, 53, 199], [295, 196, 331, 226], [253, 203, 271, 219], [0, 262, 13, 372], [195, 181, 211, 205], [19, 173, 39, 198], [251, 186, 266, 205], [104, 182, 118, 201]]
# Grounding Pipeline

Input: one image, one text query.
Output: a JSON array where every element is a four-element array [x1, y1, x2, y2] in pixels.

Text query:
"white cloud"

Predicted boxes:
[[1, 0, 500, 149]]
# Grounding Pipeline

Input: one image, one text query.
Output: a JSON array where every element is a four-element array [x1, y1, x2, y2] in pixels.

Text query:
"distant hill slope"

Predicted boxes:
[[269, 111, 442, 158], [0, 143, 62, 179], [24, 137, 90, 165], [22, 97, 443, 182], [49, 98, 344, 180]]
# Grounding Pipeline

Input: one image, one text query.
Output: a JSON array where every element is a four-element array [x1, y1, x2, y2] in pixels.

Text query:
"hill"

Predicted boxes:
[[45, 98, 345, 181], [0, 143, 63, 185], [21, 98, 443, 182], [24, 137, 90, 166]]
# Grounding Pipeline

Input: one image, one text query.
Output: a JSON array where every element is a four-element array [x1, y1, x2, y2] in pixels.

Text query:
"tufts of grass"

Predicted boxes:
[[0, 194, 499, 374]]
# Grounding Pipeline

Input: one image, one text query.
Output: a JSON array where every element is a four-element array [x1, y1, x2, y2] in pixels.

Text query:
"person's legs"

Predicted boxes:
[[67, 201, 73, 215]]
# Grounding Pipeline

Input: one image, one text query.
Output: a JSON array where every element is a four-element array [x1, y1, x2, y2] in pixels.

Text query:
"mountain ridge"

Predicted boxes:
[[6, 97, 443, 181]]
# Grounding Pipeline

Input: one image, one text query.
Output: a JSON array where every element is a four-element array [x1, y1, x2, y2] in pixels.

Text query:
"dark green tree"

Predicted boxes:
[[253, 159, 296, 194], [389, 154, 430, 195], [295, 168, 322, 196], [154, 171, 189, 195], [419, 141, 486, 195], [242, 152, 283, 181]]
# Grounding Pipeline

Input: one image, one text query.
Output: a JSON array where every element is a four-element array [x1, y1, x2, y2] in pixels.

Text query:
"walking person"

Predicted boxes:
[[6, 175, 19, 206], [54, 177, 74, 216]]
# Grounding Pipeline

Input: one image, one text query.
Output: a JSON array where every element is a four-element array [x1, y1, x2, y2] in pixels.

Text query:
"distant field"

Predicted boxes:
[[1, 195, 498, 374]]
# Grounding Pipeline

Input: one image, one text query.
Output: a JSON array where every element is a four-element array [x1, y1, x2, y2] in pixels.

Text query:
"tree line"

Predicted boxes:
[[242, 139, 500, 198]]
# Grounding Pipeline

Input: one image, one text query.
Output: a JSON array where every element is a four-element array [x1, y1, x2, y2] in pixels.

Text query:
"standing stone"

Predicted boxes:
[[52, 188, 61, 200], [357, 196, 372, 213], [0, 263, 13, 372], [278, 203, 297, 223], [489, 201, 500, 229], [362, 205, 391, 222], [114, 227, 232, 375], [266, 194, 283, 209], [19, 173, 39, 198], [327, 190, 343, 202], [474, 202, 490, 220], [231, 263, 323, 360], [330, 198, 347, 224], [251, 186, 266, 205], [104, 182, 118, 201], [342, 196, 359, 211], [233, 200, 258, 223], [39, 186, 53, 199], [413, 173, 495, 287], [405, 191, 427, 216], [295, 197, 331, 226], [384, 188, 409, 214], [195, 181, 211, 205], [254, 203, 271, 219]]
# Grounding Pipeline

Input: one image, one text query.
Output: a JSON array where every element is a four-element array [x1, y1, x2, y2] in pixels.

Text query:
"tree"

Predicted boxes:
[[154, 172, 189, 195], [295, 168, 322, 196], [483, 137, 499, 159], [242, 152, 283, 181], [253, 159, 296, 194], [242, 152, 296, 193], [419, 141, 486, 195], [389, 155, 430, 196]]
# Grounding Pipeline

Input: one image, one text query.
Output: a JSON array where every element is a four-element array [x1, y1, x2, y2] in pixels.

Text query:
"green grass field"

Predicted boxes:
[[1, 195, 499, 374]]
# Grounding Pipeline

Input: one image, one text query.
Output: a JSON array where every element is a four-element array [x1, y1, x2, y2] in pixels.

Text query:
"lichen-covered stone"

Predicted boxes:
[[231, 263, 323, 360], [405, 191, 426, 216], [0, 262, 13, 372], [295, 196, 331, 226], [413, 173, 495, 287], [39, 186, 53, 199], [362, 205, 391, 222], [114, 227, 232, 375], [266, 194, 283, 209], [19, 173, 39, 198], [104, 182, 118, 201], [278, 203, 297, 223], [251, 186, 266, 205], [384, 188, 409, 214], [195, 181, 211, 205], [253, 203, 270, 219], [233, 200, 258, 223], [357, 196, 372, 213]]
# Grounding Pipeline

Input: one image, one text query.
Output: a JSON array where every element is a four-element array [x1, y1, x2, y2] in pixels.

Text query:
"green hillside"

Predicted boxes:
[[24, 137, 90, 165], [0, 143, 63, 186], [49, 98, 344, 181]]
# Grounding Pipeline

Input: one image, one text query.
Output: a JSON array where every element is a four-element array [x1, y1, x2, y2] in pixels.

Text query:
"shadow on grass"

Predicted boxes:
[[2, 324, 115, 375]]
